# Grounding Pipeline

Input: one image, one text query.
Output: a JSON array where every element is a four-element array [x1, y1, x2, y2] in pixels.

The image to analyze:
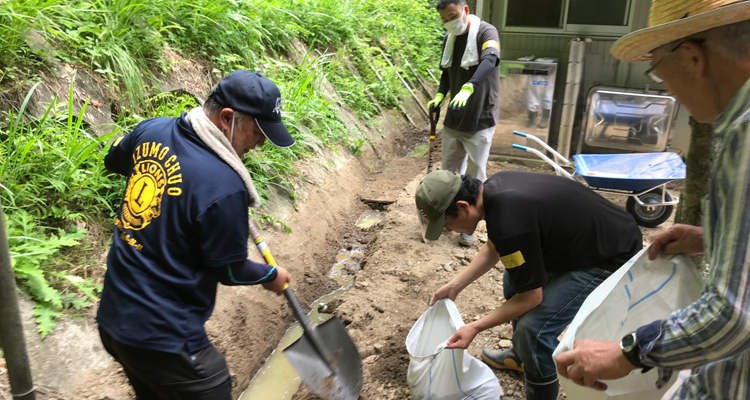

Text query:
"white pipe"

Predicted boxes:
[[558, 38, 586, 159], [474, 0, 484, 20]]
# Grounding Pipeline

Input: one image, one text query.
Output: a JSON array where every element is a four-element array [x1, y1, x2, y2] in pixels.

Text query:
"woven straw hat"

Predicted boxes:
[[612, 0, 750, 62]]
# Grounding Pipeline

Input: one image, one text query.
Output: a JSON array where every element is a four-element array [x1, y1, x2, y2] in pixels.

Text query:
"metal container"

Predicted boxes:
[[582, 86, 678, 152]]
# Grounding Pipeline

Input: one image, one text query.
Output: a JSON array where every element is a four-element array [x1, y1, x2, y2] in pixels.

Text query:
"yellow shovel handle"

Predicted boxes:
[[248, 217, 287, 292]]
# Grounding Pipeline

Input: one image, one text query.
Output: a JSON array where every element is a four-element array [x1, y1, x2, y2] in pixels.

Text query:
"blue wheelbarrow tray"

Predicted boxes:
[[572, 153, 686, 193]]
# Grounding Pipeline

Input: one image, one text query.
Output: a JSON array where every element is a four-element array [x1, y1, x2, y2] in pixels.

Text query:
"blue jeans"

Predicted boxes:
[[503, 267, 613, 383]]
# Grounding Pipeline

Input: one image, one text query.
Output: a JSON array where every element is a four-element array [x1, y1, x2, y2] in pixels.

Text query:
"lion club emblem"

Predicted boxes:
[[121, 160, 166, 230]]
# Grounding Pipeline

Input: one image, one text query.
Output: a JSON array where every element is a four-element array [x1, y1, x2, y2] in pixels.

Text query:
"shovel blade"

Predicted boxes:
[[284, 317, 362, 400]]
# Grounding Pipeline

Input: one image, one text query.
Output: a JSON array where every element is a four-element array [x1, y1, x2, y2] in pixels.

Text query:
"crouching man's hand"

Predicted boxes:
[[446, 323, 480, 349], [431, 281, 462, 306], [262, 266, 292, 295]]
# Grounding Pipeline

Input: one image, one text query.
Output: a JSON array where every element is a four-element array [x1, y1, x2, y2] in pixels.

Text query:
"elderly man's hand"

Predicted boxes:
[[556, 339, 636, 391], [648, 224, 704, 260]]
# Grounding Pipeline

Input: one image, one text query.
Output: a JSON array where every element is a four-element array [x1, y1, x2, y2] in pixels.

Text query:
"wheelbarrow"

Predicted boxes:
[[511, 131, 686, 227]]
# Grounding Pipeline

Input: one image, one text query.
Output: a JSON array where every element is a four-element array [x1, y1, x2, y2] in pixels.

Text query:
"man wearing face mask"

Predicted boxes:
[[427, 0, 501, 247], [96, 70, 293, 399]]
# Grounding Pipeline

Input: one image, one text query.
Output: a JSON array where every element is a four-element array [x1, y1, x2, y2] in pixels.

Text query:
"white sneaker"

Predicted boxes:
[[458, 233, 474, 246]]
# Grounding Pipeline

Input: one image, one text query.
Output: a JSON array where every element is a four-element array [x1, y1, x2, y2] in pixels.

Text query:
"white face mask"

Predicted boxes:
[[444, 10, 468, 35]]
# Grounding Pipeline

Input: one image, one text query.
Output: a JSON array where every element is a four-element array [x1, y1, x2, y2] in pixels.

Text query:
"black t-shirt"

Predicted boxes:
[[483, 171, 642, 293], [97, 114, 250, 353], [441, 20, 501, 132]]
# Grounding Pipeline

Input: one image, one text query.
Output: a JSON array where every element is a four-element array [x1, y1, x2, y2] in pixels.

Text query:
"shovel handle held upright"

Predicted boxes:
[[428, 104, 441, 173], [429, 103, 441, 125]]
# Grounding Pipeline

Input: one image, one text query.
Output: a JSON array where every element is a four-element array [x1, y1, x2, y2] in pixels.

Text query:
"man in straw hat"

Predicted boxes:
[[556, 1, 750, 398]]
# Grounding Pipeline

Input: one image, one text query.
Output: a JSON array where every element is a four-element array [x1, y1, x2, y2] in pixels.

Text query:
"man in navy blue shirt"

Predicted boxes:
[[97, 70, 294, 400]]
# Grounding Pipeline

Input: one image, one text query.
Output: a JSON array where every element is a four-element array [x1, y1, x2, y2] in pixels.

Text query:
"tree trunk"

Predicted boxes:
[[675, 117, 716, 274], [675, 117, 716, 226]]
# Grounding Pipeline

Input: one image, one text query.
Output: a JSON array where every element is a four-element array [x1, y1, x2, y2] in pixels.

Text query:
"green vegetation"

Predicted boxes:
[[1, 83, 197, 337], [1, 0, 442, 336]]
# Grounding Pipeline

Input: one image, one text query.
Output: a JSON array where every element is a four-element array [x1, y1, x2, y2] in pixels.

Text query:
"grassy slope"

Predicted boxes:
[[0, 0, 442, 336]]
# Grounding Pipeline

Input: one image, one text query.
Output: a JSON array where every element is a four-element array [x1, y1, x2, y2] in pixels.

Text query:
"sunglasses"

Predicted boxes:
[[645, 38, 706, 83]]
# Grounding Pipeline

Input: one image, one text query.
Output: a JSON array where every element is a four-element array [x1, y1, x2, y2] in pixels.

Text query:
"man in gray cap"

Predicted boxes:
[[97, 70, 293, 399], [417, 169, 641, 400], [556, 1, 750, 398]]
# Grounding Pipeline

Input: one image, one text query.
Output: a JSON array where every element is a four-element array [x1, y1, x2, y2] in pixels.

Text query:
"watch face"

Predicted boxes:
[[622, 333, 636, 350]]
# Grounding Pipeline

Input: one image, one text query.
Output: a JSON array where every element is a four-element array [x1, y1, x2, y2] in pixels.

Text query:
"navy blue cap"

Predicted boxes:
[[209, 70, 295, 148]]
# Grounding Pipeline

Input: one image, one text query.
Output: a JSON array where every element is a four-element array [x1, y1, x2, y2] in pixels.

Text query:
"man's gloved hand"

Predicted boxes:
[[449, 84, 474, 110], [427, 93, 445, 110]]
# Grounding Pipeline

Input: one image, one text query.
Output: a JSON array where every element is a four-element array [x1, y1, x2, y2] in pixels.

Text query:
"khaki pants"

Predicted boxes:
[[441, 125, 496, 182]]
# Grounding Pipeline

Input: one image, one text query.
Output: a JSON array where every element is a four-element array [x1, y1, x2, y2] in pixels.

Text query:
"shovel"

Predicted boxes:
[[417, 104, 442, 243], [427, 103, 441, 173], [247, 219, 363, 400]]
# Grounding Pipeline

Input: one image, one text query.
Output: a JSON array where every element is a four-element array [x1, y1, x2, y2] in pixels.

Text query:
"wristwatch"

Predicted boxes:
[[620, 332, 652, 372]]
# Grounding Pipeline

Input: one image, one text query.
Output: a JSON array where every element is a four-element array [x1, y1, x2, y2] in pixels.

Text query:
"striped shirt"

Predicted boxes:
[[635, 78, 750, 399]]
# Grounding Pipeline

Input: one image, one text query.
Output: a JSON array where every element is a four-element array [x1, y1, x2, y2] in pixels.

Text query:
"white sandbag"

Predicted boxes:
[[406, 299, 502, 400], [553, 248, 703, 400]]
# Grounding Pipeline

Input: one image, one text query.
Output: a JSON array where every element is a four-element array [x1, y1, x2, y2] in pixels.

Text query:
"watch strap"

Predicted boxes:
[[621, 333, 652, 371], [622, 343, 647, 369]]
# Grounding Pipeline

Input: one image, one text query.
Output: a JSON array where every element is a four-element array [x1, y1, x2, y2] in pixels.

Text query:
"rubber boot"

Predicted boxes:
[[526, 110, 537, 127], [525, 376, 559, 400], [458, 233, 474, 247], [538, 109, 550, 129], [481, 347, 524, 372]]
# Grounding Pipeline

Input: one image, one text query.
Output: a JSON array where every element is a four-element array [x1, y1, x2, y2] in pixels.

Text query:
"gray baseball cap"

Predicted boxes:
[[415, 170, 461, 240]]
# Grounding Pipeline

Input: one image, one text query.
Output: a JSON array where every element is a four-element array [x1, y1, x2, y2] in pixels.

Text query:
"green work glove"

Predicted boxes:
[[449, 83, 474, 110], [427, 93, 445, 110]]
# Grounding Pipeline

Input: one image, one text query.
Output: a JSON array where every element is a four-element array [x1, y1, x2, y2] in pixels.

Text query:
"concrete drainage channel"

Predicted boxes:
[[239, 210, 383, 400]]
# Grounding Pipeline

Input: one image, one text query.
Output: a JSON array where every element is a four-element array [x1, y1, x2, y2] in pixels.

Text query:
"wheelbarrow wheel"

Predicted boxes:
[[626, 188, 673, 228]]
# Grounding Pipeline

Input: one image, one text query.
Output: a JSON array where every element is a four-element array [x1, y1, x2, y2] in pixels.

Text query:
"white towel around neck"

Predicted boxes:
[[185, 107, 261, 208], [440, 14, 482, 70]]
